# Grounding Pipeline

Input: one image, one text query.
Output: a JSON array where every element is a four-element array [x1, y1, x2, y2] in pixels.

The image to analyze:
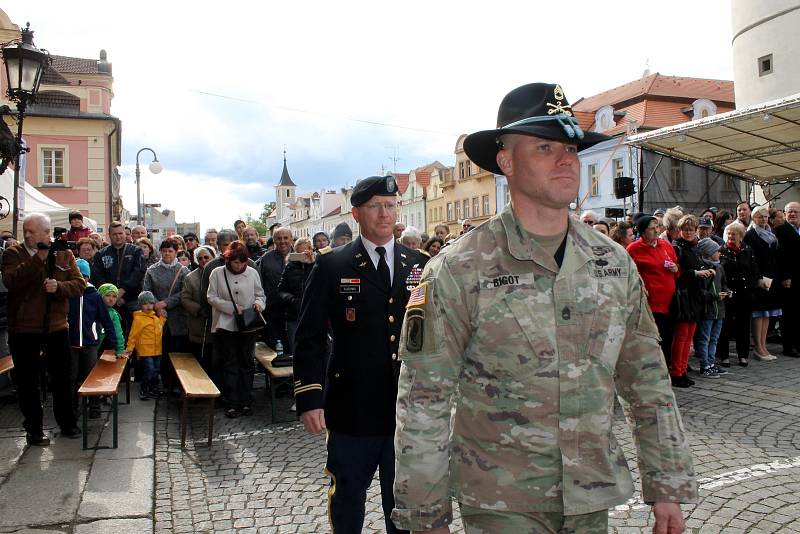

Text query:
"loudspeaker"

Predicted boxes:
[[614, 176, 635, 199]]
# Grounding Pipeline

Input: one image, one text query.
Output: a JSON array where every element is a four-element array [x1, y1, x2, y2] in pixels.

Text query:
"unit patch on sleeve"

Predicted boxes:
[[405, 308, 425, 352]]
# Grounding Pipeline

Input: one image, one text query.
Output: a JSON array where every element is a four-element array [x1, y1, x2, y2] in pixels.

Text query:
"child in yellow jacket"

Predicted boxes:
[[126, 291, 167, 400]]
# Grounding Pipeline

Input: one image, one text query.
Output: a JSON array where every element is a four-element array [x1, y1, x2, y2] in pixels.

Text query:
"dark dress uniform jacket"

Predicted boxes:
[[294, 237, 424, 436]]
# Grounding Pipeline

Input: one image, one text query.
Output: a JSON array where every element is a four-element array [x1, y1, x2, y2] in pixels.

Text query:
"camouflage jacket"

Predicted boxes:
[[392, 205, 698, 531]]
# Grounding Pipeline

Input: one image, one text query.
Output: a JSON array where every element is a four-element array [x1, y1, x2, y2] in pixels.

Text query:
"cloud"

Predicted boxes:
[[118, 166, 267, 232]]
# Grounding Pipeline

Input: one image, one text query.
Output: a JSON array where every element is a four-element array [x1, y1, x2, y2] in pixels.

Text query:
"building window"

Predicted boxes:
[[463, 199, 470, 219], [670, 160, 684, 190], [612, 158, 624, 178], [429, 208, 434, 222], [41, 148, 65, 185], [758, 53, 773, 76], [447, 202, 453, 221], [455, 201, 462, 221], [466, 161, 472, 177], [472, 197, 479, 218], [723, 175, 736, 191], [459, 161, 465, 179], [588, 164, 598, 197], [482, 194, 490, 215]]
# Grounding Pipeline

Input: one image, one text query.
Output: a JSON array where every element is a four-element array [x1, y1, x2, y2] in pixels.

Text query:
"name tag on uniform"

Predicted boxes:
[[340, 278, 361, 294], [483, 273, 531, 289]]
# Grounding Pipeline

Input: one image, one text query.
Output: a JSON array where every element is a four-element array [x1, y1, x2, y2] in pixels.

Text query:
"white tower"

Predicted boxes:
[[731, 0, 800, 108]]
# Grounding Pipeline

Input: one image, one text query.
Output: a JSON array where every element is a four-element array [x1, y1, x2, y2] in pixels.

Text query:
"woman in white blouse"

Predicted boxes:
[[207, 241, 266, 418]]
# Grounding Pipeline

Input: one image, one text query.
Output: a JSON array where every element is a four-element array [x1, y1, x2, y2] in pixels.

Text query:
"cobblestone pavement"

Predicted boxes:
[[155, 347, 800, 533]]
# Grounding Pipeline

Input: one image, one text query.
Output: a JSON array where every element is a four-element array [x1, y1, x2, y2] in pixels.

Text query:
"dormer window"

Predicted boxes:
[[692, 99, 717, 120], [595, 105, 615, 133]]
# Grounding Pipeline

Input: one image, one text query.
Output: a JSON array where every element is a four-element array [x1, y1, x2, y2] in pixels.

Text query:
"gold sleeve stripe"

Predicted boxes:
[[294, 384, 323, 395]]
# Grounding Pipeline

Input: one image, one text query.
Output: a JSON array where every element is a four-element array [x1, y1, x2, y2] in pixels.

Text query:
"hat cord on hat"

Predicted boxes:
[[502, 113, 585, 140]]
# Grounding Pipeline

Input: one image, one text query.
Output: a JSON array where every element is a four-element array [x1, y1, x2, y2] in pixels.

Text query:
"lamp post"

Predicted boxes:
[[1, 23, 50, 237], [135, 147, 162, 224]]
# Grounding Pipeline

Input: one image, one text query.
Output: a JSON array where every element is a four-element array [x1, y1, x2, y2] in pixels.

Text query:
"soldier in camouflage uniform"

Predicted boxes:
[[392, 83, 698, 534]]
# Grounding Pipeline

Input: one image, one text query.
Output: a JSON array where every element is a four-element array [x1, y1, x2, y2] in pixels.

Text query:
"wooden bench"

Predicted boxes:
[[169, 352, 220, 448], [254, 342, 294, 423], [0, 355, 13, 375], [77, 351, 128, 450]]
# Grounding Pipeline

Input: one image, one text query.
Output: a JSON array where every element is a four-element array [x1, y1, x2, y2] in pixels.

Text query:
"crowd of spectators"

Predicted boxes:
[[3, 198, 798, 440], [583, 201, 800, 387]]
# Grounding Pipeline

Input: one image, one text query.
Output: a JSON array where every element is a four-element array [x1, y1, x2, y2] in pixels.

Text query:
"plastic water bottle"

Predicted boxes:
[[275, 340, 284, 358]]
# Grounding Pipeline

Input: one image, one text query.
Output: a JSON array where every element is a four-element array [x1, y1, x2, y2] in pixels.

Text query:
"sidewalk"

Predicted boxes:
[[0, 382, 155, 534]]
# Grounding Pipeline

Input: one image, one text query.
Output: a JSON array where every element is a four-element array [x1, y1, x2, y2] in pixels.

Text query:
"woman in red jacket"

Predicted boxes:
[[627, 215, 680, 368]]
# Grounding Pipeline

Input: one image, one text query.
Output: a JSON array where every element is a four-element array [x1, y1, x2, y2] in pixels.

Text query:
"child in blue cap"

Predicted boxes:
[[68, 259, 119, 418]]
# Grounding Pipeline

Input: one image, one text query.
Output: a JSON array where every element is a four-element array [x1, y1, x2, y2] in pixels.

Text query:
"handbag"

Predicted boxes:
[[222, 269, 266, 333]]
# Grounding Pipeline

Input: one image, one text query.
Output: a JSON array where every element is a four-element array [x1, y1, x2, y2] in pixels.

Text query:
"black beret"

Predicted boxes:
[[351, 175, 398, 207], [635, 215, 656, 236]]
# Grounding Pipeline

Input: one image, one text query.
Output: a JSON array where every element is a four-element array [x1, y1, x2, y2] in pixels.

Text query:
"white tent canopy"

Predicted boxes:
[[626, 93, 800, 186], [0, 168, 98, 233]]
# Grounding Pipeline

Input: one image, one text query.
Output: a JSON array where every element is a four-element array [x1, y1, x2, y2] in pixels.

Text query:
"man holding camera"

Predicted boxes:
[[2, 213, 86, 445]]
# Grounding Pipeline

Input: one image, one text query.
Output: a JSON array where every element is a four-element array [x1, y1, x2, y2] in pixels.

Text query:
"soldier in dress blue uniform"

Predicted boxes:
[[293, 175, 422, 534]]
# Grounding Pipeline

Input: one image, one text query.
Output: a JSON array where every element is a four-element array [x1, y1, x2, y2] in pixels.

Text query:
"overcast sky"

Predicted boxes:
[[5, 1, 734, 231]]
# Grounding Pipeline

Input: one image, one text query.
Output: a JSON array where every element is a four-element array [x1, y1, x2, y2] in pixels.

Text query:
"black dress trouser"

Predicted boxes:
[[9, 330, 76, 435], [718, 296, 752, 361], [325, 431, 409, 534]]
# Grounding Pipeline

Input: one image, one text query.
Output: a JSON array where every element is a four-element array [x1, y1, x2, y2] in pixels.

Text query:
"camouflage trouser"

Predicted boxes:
[[460, 505, 608, 534]]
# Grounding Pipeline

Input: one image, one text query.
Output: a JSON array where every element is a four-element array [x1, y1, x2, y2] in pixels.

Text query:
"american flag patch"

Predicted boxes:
[[406, 283, 427, 308]]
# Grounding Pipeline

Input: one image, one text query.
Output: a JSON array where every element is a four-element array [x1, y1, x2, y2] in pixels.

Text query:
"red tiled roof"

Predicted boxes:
[[414, 171, 431, 189], [50, 55, 99, 74], [322, 205, 341, 218], [41, 68, 70, 85], [573, 110, 595, 131], [573, 73, 734, 112], [394, 173, 409, 194]]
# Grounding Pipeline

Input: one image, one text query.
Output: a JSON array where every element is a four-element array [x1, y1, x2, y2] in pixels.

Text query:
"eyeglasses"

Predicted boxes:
[[583, 220, 596, 225], [185, 237, 196, 242], [363, 202, 397, 211]]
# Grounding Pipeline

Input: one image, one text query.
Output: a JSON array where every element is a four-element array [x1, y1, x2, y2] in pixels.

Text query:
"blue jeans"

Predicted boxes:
[[696, 319, 723, 370], [141, 356, 161, 389]]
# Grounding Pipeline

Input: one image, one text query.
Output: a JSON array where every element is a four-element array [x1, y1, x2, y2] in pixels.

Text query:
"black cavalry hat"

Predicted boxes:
[[464, 83, 611, 175]]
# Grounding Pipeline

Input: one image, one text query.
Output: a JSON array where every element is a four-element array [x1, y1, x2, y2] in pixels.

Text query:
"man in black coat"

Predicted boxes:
[[294, 175, 422, 534], [91, 221, 144, 331], [257, 226, 292, 349], [774, 201, 800, 357]]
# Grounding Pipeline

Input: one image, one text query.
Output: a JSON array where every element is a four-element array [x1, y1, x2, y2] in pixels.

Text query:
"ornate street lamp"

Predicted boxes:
[[1, 22, 50, 237], [135, 148, 163, 225]]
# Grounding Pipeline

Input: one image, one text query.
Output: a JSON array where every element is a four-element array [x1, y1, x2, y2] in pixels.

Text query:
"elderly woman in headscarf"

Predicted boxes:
[[312, 231, 330, 252], [744, 205, 784, 361], [181, 245, 217, 370], [207, 241, 265, 418]]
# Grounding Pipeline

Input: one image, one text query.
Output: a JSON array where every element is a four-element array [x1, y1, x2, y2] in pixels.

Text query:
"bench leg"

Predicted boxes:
[[181, 395, 188, 449], [82, 396, 88, 450], [125, 360, 131, 405], [112, 393, 118, 449], [208, 397, 215, 447], [269, 375, 276, 423]]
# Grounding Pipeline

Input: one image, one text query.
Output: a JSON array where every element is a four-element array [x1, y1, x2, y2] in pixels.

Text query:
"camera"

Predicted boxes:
[[49, 227, 76, 252]]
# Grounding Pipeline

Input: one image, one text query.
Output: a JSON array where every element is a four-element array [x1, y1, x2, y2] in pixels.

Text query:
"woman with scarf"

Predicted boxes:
[[719, 221, 763, 367], [143, 238, 190, 360], [207, 241, 265, 418], [670, 214, 714, 388], [181, 245, 217, 371], [745, 205, 784, 361]]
